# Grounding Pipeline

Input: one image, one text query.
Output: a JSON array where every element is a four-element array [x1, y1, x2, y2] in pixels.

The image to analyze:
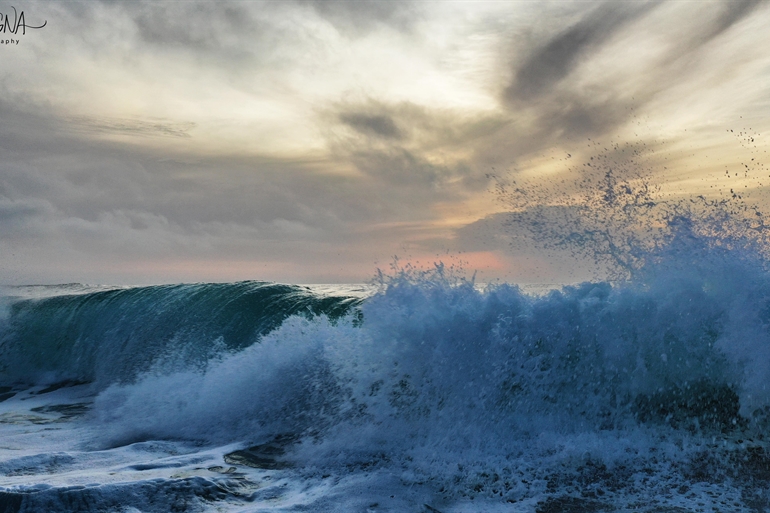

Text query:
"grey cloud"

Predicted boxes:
[[495, 2, 663, 149], [75, 0, 262, 49], [646, 0, 766, 71], [329, 101, 424, 144], [0, 197, 55, 225], [0, 95, 457, 277], [349, 148, 450, 187], [126, 1, 286, 70], [504, 2, 660, 103], [43, 0, 308, 80], [336, 102, 506, 148], [339, 112, 402, 140], [453, 212, 519, 253], [296, 0, 417, 35], [67, 117, 196, 138], [698, 0, 765, 45], [132, 2, 257, 50], [533, 92, 637, 142], [68, 0, 418, 72], [329, 100, 504, 194], [490, 0, 767, 167]]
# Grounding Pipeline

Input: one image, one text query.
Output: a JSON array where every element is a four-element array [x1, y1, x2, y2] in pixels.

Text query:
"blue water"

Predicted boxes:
[[1, 282, 363, 386], [3, 192, 770, 510]]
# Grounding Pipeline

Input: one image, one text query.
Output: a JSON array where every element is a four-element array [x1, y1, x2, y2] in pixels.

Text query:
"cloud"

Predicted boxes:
[[66, 0, 419, 73], [327, 100, 505, 195], [497, 2, 662, 149], [295, 0, 417, 35], [697, 0, 765, 46], [67, 116, 196, 138], [503, 2, 660, 104], [450, 209, 604, 283], [339, 112, 402, 140], [0, 197, 55, 227], [348, 148, 452, 187], [131, 2, 259, 50], [486, 0, 770, 169]]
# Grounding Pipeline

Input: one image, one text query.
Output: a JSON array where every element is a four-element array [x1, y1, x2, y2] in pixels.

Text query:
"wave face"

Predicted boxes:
[[0, 282, 362, 386]]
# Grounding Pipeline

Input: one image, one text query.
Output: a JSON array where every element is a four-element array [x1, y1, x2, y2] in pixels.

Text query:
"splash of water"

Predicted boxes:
[[491, 137, 770, 281]]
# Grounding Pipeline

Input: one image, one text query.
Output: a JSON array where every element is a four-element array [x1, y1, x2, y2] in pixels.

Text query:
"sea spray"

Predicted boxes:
[[492, 138, 770, 282]]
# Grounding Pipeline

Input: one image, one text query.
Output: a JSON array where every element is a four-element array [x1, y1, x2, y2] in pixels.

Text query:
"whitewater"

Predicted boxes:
[[4, 159, 770, 511]]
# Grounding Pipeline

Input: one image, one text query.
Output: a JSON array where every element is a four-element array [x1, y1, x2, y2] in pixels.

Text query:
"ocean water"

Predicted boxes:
[[3, 240, 770, 512], [4, 169, 770, 511]]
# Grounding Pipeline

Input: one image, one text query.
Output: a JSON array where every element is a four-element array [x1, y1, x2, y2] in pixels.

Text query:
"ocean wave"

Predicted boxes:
[[0, 281, 362, 386]]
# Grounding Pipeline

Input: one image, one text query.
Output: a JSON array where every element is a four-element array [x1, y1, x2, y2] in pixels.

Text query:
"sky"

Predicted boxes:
[[1, 0, 770, 285]]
